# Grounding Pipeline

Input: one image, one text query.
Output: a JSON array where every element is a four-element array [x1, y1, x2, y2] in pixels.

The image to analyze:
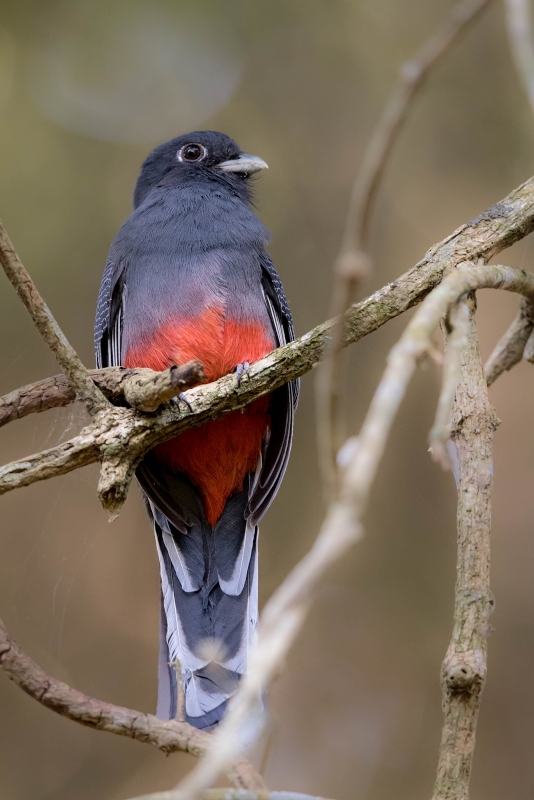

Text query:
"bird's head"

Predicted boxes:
[[133, 130, 268, 208]]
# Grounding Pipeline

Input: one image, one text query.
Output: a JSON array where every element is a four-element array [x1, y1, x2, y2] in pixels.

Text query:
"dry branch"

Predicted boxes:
[[0, 618, 266, 792], [315, 0, 493, 494], [170, 263, 534, 800], [121, 362, 205, 412], [432, 304, 498, 799], [2, 176, 534, 512], [0, 222, 108, 416], [0, 361, 205, 427], [484, 296, 534, 384]]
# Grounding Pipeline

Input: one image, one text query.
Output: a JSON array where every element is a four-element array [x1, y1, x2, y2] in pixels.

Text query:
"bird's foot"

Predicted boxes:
[[172, 392, 193, 412], [235, 362, 251, 387]]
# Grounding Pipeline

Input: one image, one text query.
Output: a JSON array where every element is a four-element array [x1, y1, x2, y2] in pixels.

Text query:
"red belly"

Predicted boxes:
[[125, 305, 274, 525]]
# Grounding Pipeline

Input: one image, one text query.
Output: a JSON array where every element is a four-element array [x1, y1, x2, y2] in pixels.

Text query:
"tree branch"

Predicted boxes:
[[0, 221, 108, 416], [484, 296, 534, 384], [0, 618, 266, 792], [432, 300, 498, 799], [2, 176, 534, 513], [120, 362, 205, 412], [0, 361, 205, 427]]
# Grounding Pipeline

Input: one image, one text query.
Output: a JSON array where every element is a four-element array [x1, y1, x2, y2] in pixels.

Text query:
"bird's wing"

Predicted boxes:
[[247, 252, 300, 525], [94, 256, 126, 369]]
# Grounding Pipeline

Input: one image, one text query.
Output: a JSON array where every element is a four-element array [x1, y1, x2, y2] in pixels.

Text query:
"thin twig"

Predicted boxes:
[[2, 178, 534, 512], [0, 221, 108, 416], [169, 263, 534, 800], [505, 0, 534, 115], [315, 0, 494, 496], [0, 618, 266, 792], [484, 296, 534, 384], [432, 303, 498, 799]]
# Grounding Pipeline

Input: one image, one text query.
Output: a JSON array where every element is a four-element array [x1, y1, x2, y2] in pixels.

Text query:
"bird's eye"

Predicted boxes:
[[178, 143, 206, 163]]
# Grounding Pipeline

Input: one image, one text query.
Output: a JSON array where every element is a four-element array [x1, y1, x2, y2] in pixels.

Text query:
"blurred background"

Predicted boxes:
[[1, 0, 534, 798]]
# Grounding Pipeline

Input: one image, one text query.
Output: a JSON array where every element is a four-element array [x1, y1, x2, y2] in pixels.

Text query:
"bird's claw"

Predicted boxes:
[[176, 392, 193, 412], [236, 362, 251, 387]]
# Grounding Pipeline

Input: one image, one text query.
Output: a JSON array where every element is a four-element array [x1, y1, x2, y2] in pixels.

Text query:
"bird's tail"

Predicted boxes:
[[149, 490, 259, 730]]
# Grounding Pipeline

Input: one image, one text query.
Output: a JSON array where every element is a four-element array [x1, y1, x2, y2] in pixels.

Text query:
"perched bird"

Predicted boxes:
[[94, 131, 298, 730]]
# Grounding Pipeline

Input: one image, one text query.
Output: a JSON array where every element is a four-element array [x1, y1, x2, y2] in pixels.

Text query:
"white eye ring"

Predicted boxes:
[[177, 143, 207, 163]]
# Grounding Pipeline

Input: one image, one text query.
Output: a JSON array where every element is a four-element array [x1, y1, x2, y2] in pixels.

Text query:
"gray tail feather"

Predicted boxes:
[[156, 592, 177, 719], [150, 490, 259, 730]]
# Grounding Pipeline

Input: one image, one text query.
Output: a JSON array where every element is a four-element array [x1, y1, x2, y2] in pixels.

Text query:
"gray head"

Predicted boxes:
[[133, 131, 268, 209]]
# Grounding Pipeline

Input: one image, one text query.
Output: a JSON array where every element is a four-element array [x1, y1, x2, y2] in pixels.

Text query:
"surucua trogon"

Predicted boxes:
[[94, 131, 299, 730]]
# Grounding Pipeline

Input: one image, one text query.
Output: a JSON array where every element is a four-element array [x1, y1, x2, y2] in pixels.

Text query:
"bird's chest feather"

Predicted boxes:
[[124, 303, 275, 526], [124, 302, 273, 380]]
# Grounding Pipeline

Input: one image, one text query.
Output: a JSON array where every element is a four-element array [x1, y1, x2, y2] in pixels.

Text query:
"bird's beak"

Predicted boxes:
[[217, 154, 268, 174]]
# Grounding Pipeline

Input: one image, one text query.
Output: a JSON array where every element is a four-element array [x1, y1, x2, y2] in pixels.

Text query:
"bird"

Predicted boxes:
[[94, 131, 298, 730]]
